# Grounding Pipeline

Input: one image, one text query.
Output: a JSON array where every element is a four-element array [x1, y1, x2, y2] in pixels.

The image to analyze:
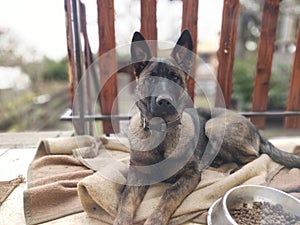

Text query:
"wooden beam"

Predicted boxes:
[[97, 0, 119, 134], [140, 0, 157, 56], [80, 2, 94, 135], [71, 0, 86, 135], [215, 0, 240, 108], [64, 0, 76, 106], [285, 22, 300, 128], [182, 0, 198, 103], [251, 0, 280, 129]]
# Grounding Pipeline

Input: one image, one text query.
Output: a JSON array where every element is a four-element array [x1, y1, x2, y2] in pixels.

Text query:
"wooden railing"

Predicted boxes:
[[63, 0, 300, 135]]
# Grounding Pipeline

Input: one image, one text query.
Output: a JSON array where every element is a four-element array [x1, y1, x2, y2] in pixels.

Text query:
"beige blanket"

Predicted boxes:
[[77, 137, 300, 225], [24, 136, 95, 225], [23, 136, 300, 225], [23, 135, 130, 225]]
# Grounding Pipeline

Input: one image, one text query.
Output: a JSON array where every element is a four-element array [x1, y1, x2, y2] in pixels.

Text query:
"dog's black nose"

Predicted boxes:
[[156, 95, 173, 107]]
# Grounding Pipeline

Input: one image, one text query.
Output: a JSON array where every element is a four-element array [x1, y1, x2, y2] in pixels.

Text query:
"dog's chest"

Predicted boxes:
[[128, 112, 196, 160], [160, 130, 181, 158]]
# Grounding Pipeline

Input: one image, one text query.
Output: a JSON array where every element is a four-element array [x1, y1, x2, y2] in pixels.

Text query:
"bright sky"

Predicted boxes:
[[0, 0, 66, 60], [0, 0, 223, 61]]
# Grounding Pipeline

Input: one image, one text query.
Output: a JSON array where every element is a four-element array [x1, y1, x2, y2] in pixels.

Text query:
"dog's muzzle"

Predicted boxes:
[[156, 95, 174, 108], [151, 94, 177, 117]]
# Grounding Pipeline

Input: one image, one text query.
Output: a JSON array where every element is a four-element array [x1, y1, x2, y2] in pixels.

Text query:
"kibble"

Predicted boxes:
[[229, 201, 300, 225]]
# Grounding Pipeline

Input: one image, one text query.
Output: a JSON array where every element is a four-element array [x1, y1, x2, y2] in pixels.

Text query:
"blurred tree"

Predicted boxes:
[[0, 28, 25, 66], [0, 28, 68, 84], [40, 56, 68, 81], [268, 63, 290, 110], [233, 57, 255, 110], [233, 56, 291, 111], [21, 60, 43, 92], [236, 0, 261, 57]]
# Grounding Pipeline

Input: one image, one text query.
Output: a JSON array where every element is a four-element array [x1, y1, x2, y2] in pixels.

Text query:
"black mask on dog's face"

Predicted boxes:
[[137, 61, 185, 120], [131, 30, 194, 122]]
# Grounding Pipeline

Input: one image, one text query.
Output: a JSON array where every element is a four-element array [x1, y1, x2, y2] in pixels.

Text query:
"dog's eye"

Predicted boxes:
[[171, 76, 180, 83], [168, 71, 180, 83], [168, 71, 176, 76]]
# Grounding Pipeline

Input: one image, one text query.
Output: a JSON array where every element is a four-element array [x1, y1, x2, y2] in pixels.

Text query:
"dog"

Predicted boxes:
[[113, 30, 300, 225]]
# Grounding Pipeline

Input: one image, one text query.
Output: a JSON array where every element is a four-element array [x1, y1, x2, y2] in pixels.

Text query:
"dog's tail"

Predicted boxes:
[[259, 136, 300, 168]]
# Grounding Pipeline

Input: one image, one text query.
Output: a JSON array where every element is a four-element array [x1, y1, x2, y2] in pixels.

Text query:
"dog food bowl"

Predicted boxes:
[[207, 185, 300, 225]]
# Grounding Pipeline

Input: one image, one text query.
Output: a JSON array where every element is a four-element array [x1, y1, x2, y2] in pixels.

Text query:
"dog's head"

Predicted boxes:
[[131, 30, 194, 127]]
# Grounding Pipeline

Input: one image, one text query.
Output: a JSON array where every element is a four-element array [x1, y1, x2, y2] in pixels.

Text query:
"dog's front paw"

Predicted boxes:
[[113, 215, 133, 225], [113, 219, 132, 225], [144, 215, 167, 225]]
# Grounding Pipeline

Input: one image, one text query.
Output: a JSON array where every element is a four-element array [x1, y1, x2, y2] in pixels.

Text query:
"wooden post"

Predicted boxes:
[[80, 2, 94, 135], [97, 0, 119, 134], [251, 0, 280, 129], [71, 0, 86, 135], [215, 0, 240, 108], [285, 22, 300, 128], [140, 0, 157, 56], [64, 0, 76, 106], [181, 0, 198, 103]]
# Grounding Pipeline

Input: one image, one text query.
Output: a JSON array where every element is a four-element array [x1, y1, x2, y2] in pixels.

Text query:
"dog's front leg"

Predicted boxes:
[[114, 168, 149, 225], [114, 185, 149, 225], [144, 166, 201, 225]]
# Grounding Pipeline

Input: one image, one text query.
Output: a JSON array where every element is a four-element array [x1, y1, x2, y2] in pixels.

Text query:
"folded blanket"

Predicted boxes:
[[23, 136, 300, 225], [23, 135, 131, 225], [77, 137, 300, 225], [23, 136, 95, 225], [35, 135, 94, 156], [267, 141, 300, 199]]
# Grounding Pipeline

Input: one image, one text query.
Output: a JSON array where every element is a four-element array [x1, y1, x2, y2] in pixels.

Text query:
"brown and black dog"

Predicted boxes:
[[113, 30, 300, 225]]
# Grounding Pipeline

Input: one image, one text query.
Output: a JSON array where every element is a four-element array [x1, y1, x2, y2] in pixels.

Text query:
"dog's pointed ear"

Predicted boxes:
[[131, 32, 152, 77], [171, 29, 194, 72]]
